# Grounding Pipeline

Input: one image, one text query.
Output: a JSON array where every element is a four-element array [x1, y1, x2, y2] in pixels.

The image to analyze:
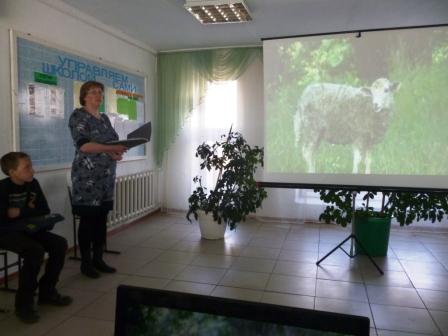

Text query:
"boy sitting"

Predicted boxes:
[[0, 152, 72, 323]]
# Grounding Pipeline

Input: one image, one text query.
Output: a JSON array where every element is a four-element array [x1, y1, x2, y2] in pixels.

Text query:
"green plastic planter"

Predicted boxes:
[[354, 213, 392, 257]]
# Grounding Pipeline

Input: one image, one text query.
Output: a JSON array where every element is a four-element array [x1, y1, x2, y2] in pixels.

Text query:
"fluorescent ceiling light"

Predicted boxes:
[[185, 0, 252, 24]]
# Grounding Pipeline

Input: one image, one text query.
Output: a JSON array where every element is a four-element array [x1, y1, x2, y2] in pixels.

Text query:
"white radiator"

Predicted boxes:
[[108, 170, 159, 227]]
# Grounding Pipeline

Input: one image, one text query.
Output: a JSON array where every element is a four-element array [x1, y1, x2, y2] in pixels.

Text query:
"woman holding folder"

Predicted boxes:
[[68, 81, 127, 278]]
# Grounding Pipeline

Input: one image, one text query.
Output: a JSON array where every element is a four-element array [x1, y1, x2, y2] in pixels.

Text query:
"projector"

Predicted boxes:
[[184, 0, 252, 24]]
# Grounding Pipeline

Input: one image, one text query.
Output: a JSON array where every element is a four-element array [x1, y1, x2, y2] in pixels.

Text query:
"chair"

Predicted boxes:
[[67, 172, 82, 261], [66, 171, 119, 261], [0, 250, 22, 313], [0, 249, 22, 292]]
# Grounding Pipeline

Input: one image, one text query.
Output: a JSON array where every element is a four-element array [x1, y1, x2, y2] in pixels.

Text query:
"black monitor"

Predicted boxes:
[[115, 285, 369, 336]]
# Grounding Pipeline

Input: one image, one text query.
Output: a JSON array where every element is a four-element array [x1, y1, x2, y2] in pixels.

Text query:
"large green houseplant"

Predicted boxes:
[[317, 189, 448, 227], [186, 127, 267, 235], [316, 189, 448, 256]]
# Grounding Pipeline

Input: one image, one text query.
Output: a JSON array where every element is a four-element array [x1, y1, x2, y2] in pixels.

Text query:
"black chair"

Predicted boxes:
[[0, 250, 22, 313], [0, 250, 22, 292]]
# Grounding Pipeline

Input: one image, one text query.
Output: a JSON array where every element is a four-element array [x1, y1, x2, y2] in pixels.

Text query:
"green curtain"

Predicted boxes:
[[155, 47, 262, 166]]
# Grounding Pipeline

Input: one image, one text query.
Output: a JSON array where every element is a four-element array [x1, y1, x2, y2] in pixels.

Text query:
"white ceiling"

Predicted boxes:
[[56, 0, 448, 52]]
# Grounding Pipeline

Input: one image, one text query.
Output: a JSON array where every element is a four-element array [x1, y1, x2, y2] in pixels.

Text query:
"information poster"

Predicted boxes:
[[16, 36, 146, 168]]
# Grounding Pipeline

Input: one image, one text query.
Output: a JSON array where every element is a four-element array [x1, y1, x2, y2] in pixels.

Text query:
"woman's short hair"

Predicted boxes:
[[79, 81, 104, 106], [1, 151, 30, 176]]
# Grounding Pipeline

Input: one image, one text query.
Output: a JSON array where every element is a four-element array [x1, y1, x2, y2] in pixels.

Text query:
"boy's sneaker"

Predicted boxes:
[[15, 307, 40, 324], [38, 290, 73, 306]]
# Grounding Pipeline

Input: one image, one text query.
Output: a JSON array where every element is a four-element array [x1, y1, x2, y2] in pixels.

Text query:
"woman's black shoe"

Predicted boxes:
[[93, 260, 116, 273], [81, 263, 100, 278]]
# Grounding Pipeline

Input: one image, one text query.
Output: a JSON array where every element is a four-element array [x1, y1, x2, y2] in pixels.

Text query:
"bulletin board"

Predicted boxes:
[[11, 31, 147, 170]]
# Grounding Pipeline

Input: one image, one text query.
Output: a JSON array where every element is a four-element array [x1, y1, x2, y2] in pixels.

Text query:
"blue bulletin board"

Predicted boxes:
[[12, 33, 146, 170]]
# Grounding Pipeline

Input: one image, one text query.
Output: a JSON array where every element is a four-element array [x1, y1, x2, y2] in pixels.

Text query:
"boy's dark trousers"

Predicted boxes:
[[0, 231, 68, 309]]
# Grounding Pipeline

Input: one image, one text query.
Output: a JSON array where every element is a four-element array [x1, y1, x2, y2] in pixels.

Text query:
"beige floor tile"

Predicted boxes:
[[316, 279, 368, 302], [240, 246, 281, 260], [362, 269, 413, 288], [286, 233, 319, 243], [134, 261, 186, 279], [155, 250, 197, 264], [366, 285, 425, 308], [273, 260, 317, 278], [317, 264, 363, 283], [59, 273, 128, 293], [219, 270, 270, 290], [393, 250, 440, 263], [165, 280, 215, 295], [202, 242, 245, 256], [0, 310, 72, 336], [248, 236, 285, 249], [119, 275, 169, 289], [211, 286, 263, 302], [430, 310, 448, 336], [278, 250, 318, 263], [408, 273, 448, 291], [175, 265, 227, 284], [315, 297, 373, 322], [138, 236, 182, 249], [117, 245, 163, 262], [357, 256, 404, 272], [401, 260, 448, 276], [45, 316, 114, 336], [191, 254, 235, 268], [418, 289, 448, 311], [266, 274, 316, 296], [170, 240, 209, 253], [261, 291, 314, 309], [282, 239, 319, 252], [371, 304, 439, 335], [231, 256, 276, 273], [75, 291, 116, 321], [376, 330, 434, 336]]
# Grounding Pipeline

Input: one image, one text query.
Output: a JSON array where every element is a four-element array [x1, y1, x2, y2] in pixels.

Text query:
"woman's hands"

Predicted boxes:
[[108, 145, 127, 161], [80, 143, 128, 156], [108, 144, 127, 155], [109, 152, 124, 161]]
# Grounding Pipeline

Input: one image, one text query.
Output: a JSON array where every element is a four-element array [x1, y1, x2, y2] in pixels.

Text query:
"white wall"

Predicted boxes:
[[0, 0, 157, 244]]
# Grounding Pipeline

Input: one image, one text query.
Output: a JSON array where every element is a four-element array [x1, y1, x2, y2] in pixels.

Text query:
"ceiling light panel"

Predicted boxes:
[[185, 0, 252, 24]]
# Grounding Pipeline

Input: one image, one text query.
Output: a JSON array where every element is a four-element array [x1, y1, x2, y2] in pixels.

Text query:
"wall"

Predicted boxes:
[[0, 0, 157, 245]]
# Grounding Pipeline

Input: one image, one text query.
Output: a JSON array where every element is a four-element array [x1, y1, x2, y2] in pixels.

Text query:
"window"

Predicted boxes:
[[190, 81, 237, 192]]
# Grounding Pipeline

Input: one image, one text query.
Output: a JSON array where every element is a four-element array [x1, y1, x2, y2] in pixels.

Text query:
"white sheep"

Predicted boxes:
[[294, 78, 400, 174]]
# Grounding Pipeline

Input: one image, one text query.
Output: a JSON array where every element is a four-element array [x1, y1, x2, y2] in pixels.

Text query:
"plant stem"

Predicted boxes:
[[214, 125, 233, 192]]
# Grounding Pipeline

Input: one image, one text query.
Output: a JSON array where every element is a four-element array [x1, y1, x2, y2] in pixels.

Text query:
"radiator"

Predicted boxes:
[[108, 170, 159, 227]]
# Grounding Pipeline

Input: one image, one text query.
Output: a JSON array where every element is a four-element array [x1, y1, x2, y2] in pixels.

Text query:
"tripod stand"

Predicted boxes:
[[316, 192, 384, 275]]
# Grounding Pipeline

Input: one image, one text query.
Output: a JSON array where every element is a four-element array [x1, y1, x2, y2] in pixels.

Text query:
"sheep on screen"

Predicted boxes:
[[294, 78, 401, 174]]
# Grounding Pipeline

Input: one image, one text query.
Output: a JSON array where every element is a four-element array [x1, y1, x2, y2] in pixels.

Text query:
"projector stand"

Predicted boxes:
[[316, 233, 383, 275], [316, 192, 384, 275]]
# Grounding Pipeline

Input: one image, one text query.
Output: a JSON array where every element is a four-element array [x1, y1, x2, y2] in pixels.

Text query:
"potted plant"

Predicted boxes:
[[186, 127, 268, 239], [316, 189, 448, 256]]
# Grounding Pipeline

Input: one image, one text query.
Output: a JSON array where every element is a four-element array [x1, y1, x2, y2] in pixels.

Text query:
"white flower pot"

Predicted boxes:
[[197, 211, 226, 240]]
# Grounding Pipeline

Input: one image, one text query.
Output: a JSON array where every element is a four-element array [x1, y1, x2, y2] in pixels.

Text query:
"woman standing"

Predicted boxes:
[[69, 81, 127, 278]]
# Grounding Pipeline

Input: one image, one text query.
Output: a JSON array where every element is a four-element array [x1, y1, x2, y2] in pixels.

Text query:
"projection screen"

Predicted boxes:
[[262, 25, 448, 190]]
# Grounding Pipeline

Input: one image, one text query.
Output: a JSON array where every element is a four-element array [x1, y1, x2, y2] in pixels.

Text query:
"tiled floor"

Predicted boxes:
[[1, 212, 448, 335]]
